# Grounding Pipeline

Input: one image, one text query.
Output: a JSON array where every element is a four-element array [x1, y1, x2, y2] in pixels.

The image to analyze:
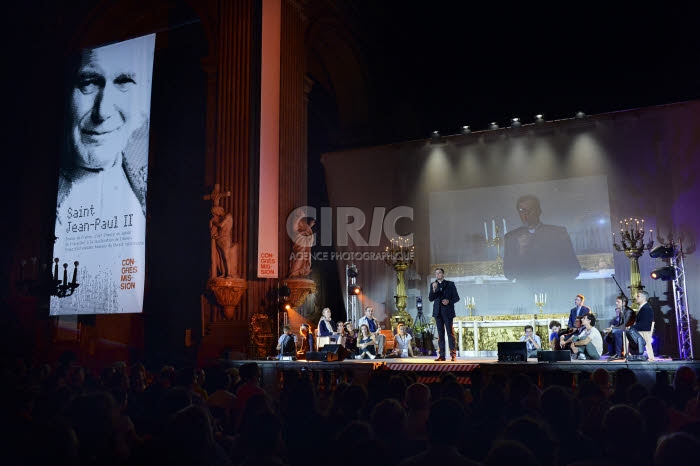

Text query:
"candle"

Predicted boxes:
[[471, 297, 475, 305], [534, 294, 537, 304], [484, 222, 488, 241], [492, 219, 496, 239], [544, 293, 547, 304], [53, 260, 59, 281], [71, 262, 78, 286], [63, 264, 68, 286], [503, 218, 507, 235]]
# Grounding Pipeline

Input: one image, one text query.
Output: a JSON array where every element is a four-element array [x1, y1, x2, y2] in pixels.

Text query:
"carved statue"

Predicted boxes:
[[210, 206, 240, 278], [288, 211, 316, 278]]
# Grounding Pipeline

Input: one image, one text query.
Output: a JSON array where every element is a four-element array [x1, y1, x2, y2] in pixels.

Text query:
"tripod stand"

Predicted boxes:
[[413, 308, 435, 356]]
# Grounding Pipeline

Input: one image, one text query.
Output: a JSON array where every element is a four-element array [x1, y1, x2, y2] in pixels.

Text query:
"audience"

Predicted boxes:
[[2, 351, 699, 466]]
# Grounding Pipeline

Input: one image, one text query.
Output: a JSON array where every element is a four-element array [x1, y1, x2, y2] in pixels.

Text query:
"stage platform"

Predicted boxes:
[[232, 354, 700, 398]]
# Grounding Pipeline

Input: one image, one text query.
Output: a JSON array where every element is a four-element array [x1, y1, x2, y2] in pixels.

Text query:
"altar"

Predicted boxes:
[[453, 313, 569, 357]]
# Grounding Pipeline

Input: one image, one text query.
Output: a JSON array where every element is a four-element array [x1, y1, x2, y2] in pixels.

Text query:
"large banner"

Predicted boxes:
[[51, 34, 155, 315]]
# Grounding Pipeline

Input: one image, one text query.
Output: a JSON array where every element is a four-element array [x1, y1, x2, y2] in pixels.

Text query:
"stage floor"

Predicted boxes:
[[247, 354, 697, 396]]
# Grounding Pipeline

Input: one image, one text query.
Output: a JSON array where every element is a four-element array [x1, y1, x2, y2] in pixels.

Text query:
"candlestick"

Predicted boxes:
[[71, 261, 79, 286]]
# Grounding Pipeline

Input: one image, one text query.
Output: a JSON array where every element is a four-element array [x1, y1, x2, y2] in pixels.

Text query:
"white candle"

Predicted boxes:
[[534, 294, 537, 304], [471, 297, 475, 305], [492, 219, 496, 239], [503, 218, 507, 235], [484, 222, 488, 241], [544, 293, 547, 304]]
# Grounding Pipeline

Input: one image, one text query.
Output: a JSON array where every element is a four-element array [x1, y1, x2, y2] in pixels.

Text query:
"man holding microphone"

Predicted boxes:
[[429, 268, 461, 361]]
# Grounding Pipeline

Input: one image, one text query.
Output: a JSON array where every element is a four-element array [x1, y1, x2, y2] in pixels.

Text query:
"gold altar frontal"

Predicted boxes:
[[454, 313, 569, 356]]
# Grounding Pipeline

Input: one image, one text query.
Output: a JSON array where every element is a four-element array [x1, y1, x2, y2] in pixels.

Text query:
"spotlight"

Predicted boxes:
[[651, 266, 676, 281], [511, 118, 521, 127], [349, 284, 362, 295], [282, 302, 292, 311], [279, 285, 291, 298], [649, 244, 676, 259], [575, 111, 586, 118], [461, 125, 471, 134], [489, 122, 499, 130], [431, 130, 440, 139], [347, 266, 358, 278], [535, 114, 545, 124]]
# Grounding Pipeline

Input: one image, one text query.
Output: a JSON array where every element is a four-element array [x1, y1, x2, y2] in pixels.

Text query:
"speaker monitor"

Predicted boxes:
[[305, 351, 324, 361], [320, 344, 347, 362], [497, 341, 528, 362], [537, 350, 571, 362]]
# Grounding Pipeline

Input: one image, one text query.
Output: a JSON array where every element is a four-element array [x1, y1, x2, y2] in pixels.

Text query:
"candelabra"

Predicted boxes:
[[535, 292, 547, 313], [613, 217, 654, 307], [16, 236, 80, 298], [484, 218, 506, 276], [384, 237, 415, 319], [51, 259, 80, 298], [464, 296, 476, 316]]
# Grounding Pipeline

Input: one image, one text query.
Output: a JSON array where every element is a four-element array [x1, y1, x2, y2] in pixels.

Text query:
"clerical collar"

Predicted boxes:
[[527, 223, 542, 234]]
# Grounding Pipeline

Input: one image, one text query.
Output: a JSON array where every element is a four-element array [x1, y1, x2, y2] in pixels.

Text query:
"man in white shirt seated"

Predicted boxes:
[[570, 313, 603, 360], [519, 325, 541, 358]]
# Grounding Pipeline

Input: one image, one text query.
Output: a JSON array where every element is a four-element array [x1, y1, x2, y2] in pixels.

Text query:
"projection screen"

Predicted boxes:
[[51, 34, 155, 315]]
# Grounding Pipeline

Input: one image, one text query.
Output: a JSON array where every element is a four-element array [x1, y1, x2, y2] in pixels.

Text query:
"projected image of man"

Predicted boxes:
[[503, 194, 580, 282]]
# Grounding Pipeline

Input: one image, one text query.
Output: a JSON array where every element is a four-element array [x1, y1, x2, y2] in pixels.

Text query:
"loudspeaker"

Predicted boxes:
[[321, 344, 347, 362], [497, 342, 528, 362], [305, 351, 324, 361], [537, 350, 571, 362]]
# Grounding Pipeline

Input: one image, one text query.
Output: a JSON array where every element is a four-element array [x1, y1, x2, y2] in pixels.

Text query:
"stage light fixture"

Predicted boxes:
[[511, 117, 521, 127], [347, 266, 358, 278], [650, 266, 676, 281], [575, 111, 586, 118], [350, 284, 362, 295], [489, 122, 499, 130], [282, 302, 292, 311], [461, 125, 471, 134], [279, 285, 291, 298], [431, 130, 440, 139], [649, 244, 676, 259], [535, 114, 545, 124]]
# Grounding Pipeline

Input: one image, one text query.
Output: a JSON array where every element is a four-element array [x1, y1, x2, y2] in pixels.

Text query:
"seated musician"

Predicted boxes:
[[560, 316, 583, 351], [296, 323, 314, 360], [604, 295, 635, 360], [549, 320, 562, 350], [276, 325, 297, 360]]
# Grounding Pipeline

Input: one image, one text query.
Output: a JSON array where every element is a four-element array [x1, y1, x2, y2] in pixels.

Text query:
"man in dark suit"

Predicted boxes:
[[429, 268, 460, 361], [627, 290, 655, 360], [503, 194, 581, 282], [567, 293, 591, 328]]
